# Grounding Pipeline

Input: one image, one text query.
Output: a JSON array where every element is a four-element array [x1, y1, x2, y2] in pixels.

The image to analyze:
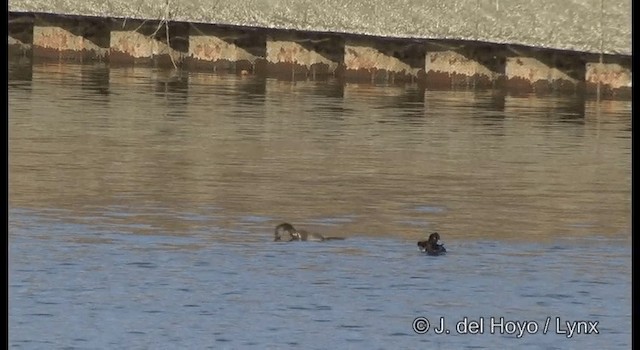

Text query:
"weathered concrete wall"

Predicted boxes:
[[8, 0, 631, 56]]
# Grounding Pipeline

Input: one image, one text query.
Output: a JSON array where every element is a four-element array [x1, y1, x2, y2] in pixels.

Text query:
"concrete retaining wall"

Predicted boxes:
[[8, 0, 632, 98], [9, 0, 631, 55]]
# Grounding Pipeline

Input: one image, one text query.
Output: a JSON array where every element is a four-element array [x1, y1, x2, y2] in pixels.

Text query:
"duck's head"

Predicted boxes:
[[274, 223, 296, 241], [428, 232, 441, 244], [417, 232, 443, 252]]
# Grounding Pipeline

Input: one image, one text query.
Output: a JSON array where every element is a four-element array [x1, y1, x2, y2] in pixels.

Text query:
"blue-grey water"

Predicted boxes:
[[9, 62, 631, 349]]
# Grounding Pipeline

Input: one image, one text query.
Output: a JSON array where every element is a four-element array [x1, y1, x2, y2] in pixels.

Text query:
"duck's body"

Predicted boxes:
[[417, 232, 447, 256], [289, 229, 331, 241], [274, 223, 345, 242]]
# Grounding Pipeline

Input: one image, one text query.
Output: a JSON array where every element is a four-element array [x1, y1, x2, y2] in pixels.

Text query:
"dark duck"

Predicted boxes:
[[274, 223, 345, 242], [417, 232, 447, 256]]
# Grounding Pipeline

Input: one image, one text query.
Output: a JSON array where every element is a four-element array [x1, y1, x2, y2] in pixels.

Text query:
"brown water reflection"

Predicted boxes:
[[9, 63, 631, 242]]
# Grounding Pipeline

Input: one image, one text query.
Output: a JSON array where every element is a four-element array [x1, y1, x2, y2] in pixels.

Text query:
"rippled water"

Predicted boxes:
[[9, 62, 631, 349]]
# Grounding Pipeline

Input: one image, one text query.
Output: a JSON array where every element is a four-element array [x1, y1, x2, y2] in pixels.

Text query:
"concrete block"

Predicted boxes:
[[110, 19, 188, 67], [8, 13, 34, 57], [344, 38, 424, 83], [585, 62, 632, 98], [187, 24, 266, 74], [265, 32, 342, 80], [425, 45, 502, 88], [504, 50, 583, 93], [32, 15, 109, 61]]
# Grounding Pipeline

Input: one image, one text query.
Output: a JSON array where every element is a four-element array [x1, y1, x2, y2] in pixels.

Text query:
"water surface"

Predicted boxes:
[[9, 62, 631, 349]]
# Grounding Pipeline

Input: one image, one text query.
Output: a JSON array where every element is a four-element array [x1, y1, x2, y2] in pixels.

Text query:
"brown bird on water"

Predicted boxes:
[[274, 223, 345, 242], [417, 232, 447, 256]]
